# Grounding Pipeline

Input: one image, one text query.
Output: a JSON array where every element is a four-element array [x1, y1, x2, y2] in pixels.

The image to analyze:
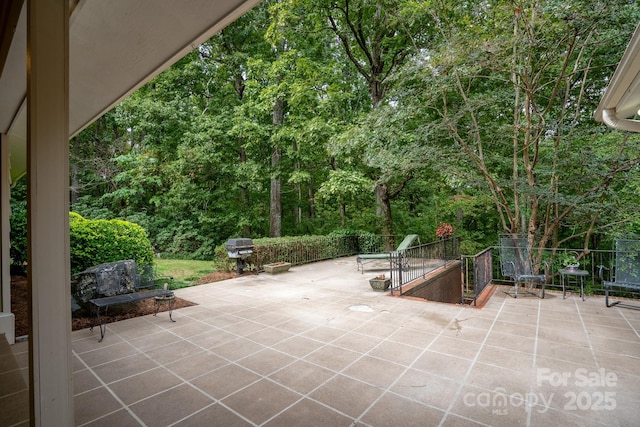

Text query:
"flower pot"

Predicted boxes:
[[369, 277, 391, 291], [263, 262, 292, 274]]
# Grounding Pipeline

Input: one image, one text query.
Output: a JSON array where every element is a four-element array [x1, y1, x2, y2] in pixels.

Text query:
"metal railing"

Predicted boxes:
[[459, 245, 633, 304], [251, 234, 402, 271], [489, 246, 617, 296], [253, 235, 360, 269], [389, 237, 460, 296], [462, 247, 493, 306]]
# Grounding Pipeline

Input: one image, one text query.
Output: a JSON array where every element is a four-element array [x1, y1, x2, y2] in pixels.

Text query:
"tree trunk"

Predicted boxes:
[[269, 146, 282, 237], [270, 97, 284, 237], [308, 180, 316, 220], [70, 136, 79, 206], [232, 69, 252, 237], [238, 145, 251, 236], [293, 141, 302, 226], [70, 162, 78, 206], [326, 1, 411, 234], [375, 182, 394, 250]]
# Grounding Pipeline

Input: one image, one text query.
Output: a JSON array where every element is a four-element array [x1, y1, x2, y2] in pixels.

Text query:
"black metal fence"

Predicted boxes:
[[251, 234, 628, 300], [462, 247, 493, 306], [253, 235, 359, 269], [388, 237, 460, 296], [250, 234, 402, 271], [489, 246, 618, 296], [459, 245, 633, 304]]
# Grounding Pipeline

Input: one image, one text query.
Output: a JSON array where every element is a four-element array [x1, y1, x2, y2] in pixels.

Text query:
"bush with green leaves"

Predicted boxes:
[[9, 199, 27, 275], [69, 212, 154, 274], [213, 231, 396, 271]]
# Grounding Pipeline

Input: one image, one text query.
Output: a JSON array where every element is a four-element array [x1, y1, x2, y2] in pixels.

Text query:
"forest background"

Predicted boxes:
[[11, 0, 640, 261]]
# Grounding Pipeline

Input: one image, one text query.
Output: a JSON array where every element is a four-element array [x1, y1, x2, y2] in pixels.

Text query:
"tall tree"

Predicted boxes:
[[203, 4, 274, 237], [405, 0, 640, 259], [70, 112, 127, 209], [263, 0, 372, 235], [304, 0, 434, 242]]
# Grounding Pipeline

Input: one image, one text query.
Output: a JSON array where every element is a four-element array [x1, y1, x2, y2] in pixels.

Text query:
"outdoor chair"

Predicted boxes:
[[499, 236, 547, 298], [599, 239, 640, 307], [357, 234, 420, 274]]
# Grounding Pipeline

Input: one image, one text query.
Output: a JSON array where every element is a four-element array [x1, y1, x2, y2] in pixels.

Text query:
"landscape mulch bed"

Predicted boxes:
[[10, 270, 255, 338]]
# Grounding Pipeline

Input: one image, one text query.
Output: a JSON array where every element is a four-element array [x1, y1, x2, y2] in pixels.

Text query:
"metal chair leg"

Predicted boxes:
[[92, 305, 107, 343], [154, 294, 176, 322]]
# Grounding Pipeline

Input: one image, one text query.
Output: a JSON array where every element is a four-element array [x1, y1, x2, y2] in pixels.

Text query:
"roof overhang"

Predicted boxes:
[[594, 23, 640, 133], [0, 0, 262, 182]]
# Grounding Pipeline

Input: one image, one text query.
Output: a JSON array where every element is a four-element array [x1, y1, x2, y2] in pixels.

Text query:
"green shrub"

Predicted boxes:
[[213, 232, 391, 272], [9, 209, 154, 275], [69, 212, 154, 274], [355, 232, 385, 253], [9, 200, 27, 276]]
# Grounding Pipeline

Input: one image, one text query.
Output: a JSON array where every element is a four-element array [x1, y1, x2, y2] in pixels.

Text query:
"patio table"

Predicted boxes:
[[559, 268, 588, 301]]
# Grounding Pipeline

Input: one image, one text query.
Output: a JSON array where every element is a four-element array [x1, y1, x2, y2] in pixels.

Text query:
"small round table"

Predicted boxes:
[[559, 268, 588, 301]]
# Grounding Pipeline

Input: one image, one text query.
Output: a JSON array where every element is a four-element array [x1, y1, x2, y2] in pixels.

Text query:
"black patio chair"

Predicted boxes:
[[499, 236, 547, 298], [599, 239, 640, 307]]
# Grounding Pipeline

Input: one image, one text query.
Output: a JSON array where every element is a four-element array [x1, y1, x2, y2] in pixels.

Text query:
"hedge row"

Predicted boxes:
[[213, 231, 394, 272]]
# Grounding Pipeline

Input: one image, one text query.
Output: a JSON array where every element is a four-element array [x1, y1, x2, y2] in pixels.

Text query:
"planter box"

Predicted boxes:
[[369, 277, 391, 291], [264, 262, 292, 274]]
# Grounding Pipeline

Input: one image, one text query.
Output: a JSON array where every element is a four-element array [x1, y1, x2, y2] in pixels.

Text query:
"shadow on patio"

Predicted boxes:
[[5, 256, 640, 426]]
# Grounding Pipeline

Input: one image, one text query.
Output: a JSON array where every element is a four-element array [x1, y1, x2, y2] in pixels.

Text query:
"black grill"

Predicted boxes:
[[225, 238, 254, 273]]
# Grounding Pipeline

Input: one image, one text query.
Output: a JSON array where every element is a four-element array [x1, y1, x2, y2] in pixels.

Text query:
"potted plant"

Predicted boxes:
[[436, 222, 454, 239], [369, 274, 391, 291], [559, 251, 580, 270]]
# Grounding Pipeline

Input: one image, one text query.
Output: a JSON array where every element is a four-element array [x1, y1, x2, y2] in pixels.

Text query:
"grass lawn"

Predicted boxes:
[[154, 258, 216, 288]]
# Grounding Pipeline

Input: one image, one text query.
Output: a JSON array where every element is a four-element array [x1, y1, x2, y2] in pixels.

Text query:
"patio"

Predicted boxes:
[[6, 256, 640, 426]]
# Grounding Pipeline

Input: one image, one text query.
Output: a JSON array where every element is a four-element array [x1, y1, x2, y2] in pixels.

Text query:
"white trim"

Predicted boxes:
[[27, 0, 74, 424], [0, 133, 15, 344], [595, 23, 640, 132], [601, 108, 640, 133]]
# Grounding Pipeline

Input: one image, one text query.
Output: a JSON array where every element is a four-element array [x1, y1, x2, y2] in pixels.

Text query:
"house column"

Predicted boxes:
[[0, 133, 15, 344], [27, 0, 73, 425]]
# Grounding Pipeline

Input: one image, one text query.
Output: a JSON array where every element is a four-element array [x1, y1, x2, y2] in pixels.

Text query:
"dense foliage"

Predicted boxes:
[[9, 182, 155, 274], [405, 0, 640, 261], [9, 184, 27, 275], [69, 213, 155, 274], [26, 0, 639, 260], [212, 230, 389, 271]]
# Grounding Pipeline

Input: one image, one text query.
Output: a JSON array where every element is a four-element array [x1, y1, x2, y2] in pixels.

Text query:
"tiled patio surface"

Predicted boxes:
[[8, 256, 640, 426]]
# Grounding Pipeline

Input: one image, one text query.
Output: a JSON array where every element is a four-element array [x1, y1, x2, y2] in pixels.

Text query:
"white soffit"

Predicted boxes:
[[0, 3, 25, 138], [0, 0, 262, 181], [69, 0, 261, 136]]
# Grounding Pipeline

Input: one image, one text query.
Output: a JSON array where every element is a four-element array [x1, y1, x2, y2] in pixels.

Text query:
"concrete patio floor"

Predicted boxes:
[[7, 256, 640, 426]]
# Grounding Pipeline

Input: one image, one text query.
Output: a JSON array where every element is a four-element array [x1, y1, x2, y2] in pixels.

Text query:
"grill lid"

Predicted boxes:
[[225, 238, 254, 251]]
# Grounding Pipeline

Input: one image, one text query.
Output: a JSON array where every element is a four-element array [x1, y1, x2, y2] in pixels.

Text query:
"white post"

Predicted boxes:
[[0, 133, 15, 344], [27, 0, 74, 425]]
